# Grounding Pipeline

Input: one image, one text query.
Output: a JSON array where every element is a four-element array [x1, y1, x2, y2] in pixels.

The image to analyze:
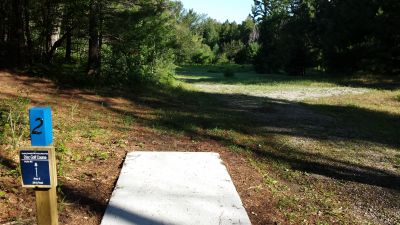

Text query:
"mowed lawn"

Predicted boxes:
[[173, 65, 400, 224]]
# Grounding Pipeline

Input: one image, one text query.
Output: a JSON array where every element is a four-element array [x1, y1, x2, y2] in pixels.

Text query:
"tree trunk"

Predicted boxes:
[[0, 1, 7, 43], [47, 27, 73, 62], [24, 0, 32, 65], [65, 27, 72, 62], [44, 0, 52, 54], [98, 1, 103, 71], [9, 0, 27, 67], [88, 0, 100, 77], [0, 1, 10, 66], [62, 3, 72, 63]]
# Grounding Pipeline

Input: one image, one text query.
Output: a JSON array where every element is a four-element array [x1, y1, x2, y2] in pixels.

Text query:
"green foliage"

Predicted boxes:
[[122, 114, 135, 127], [253, 0, 317, 75], [247, 42, 261, 62], [1, 0, 262, 87], [173, 6, 257, 66], [0, 190, 6, 198], [82, 128, 105, 140], [222, 40, 245, 63], [216, 53, 230, 64], [96, 151, 109, 160], [56, 142, 70, 154], [2, 0, 399, 87], [101, 2, 177, 85], [191, 44, 215, 65], [253, 0, 400, 75], [198, 18, 221, 47]]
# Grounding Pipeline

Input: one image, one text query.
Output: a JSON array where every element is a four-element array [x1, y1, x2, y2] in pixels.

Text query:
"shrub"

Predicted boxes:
[[223, 68, 235, 78]]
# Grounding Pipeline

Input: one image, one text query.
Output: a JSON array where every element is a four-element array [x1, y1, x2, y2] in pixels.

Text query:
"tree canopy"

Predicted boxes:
[[253, 0, 400, 75]]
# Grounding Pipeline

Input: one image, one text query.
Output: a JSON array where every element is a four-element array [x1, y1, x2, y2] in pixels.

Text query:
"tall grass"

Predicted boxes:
[[0, 96, 30, 150]]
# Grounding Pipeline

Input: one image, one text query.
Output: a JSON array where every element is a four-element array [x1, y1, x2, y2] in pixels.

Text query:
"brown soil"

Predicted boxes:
[[0, 71, 284, 225]]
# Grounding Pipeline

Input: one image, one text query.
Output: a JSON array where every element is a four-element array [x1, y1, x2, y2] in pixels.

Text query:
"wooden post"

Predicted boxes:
[[33, 145, 58, 225], [28, 107, 58, 225], [35, 188, 58, 225]]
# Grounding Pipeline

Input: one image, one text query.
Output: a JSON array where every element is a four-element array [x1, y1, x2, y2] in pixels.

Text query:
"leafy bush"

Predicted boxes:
[[101, 7, 177, 86], [216, 53, 230, 64], [222, 40, 245, 62], [223, 68, 235, 78], [191, 44, 215, 65]]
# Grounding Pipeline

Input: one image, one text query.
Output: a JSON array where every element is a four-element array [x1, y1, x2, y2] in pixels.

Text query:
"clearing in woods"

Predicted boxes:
[[175, 66, 400, 224], [0, 66, 399, 225]]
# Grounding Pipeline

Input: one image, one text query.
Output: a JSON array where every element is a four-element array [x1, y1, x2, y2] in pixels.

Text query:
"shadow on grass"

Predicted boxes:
[[3, 70, 400, 201], [0, 142, 162, 224], [336, 77, 400, 91], [176, 66, 400, 90], [134, 91, 400, 149], [176, 67, 335, 86], [0, 155, 17, 170], [113, 89, 400, 191], [6, 72, 400, 191], [60, 184, 166, 225], [9, 64, 96, 89], [48, 81, 397, 192]]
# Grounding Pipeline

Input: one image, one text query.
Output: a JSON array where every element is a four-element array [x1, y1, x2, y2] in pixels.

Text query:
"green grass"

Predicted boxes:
[[175, 65, 400, 95], [165, 65, 400, 224], [0, 96, 30, 150], [174, 65, 366, 100], [122, 114, 136, 127], [306, 90, 400, 146], [176, 65, 335, 85]]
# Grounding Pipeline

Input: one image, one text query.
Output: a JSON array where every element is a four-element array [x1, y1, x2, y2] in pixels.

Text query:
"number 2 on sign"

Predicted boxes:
[[32, 118, 43, 135]]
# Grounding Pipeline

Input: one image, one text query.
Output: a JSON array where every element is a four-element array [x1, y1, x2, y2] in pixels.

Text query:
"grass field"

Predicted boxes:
[[172, 65, 400, 224], [0, 66, 399, 224]]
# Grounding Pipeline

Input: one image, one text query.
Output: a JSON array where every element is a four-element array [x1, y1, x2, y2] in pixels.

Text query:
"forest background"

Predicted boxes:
[[1, 0, 399, 85]]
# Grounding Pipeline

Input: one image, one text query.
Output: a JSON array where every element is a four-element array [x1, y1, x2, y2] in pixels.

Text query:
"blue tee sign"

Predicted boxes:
[[20, 149, 53, 188], [29, 107, 53, 146]]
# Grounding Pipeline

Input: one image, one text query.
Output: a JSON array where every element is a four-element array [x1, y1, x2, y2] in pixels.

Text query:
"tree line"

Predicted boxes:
[[0, 0, 258, 84], [0, 0, 399, 85], [173, 6, 259, 65], [253, 0, 400, 75], [1, 0, 176, 84]]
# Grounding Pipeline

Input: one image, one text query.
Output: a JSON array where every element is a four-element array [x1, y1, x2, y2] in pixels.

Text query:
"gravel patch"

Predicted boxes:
[[193, 84, 369, 101]]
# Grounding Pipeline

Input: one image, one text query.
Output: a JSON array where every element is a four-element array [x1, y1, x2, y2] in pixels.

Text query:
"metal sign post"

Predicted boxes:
[[19, 107, 58, 225]]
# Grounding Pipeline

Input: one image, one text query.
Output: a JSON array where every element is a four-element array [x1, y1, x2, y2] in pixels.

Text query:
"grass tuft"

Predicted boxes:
[[223, 68, 235, 78], [0, 95, 30, 150]]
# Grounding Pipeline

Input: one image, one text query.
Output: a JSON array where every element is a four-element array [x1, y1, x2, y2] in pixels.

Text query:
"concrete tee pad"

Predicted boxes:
[[101, 152, 252, 225]]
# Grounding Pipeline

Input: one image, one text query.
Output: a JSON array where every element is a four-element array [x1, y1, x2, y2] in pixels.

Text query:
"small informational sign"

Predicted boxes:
[[19, 146, 56, 188]]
